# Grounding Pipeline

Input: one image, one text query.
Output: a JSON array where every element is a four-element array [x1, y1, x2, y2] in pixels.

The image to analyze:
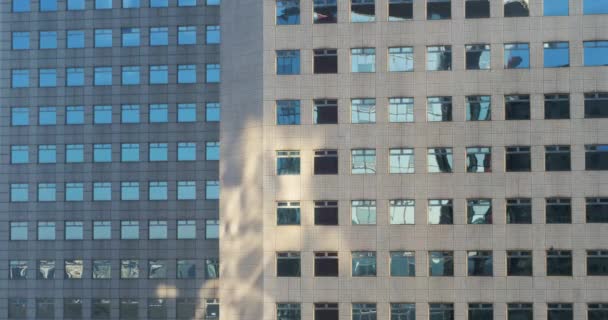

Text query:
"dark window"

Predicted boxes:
[[429, 251, 453, 276], [508, 303, 533, 320], [92, 299, 111, 319], [314, 99, 338, 124], [315, 303, 339, 320], [314, 0, 337, 23], [466, 45, 491, 70], [584, 92, 608, 118], [504, 0, 529, 17], [469, 303, 493, 320], [391, 304, 416, 320], [390, 251, 416, 276], [176, 298, 196, 319], [148, 299, 167, 319], [467, 199, 492, 224], [36, 298, 55, 319], [587, 198, 608, 223], [277, 201, 301, 225], [277, 150, 300, 175], [587, 250, 608, 276], [427, 0, 451, 19], [429, 303, 454, 320], [389, 0, 413, 20], [119, 299, 138, 319], [277, 304, 301, 320], [315, 252, 338, 277], [314, 49, 338, 74], [8, 298, 27, 319], [506, 146, 531, 172], [351, 0, 375, 22], [545, 145, 570, 171], [277, 100, 301, 125], [466, 0, 490, 18], [505, 95, 530, 120], [277, 252, 301, 277], [276, 0, 300, 25], [428, 199, 453, 224], [466, 147, 492, 172], [315, 150, 338, 174], [588, 304, 608, 320], [64, 298, 83, 319], [546, 250, 572, 276], [546, 198, 571, 224], [507, 251, 532, 276], [548, 304, 572, 320], [544, 94, 570, 119], [315, 201, 339, 225], [586, 145, 608, 170], [468, 251, 493, 276], [352, 304, 376, 320], [506, 198, 532, 224]]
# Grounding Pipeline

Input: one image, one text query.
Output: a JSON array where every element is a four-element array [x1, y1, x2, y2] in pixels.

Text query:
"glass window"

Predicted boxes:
[[121, 143, 140, 161], [315, 303, 339, 320], [11, 107, 29, 126], [11, 145, 29, 164], [508, 303, 533, 320], [429, 251, 453, 276], [351, 200, 376, 225], [468, 251, 493, 276], [504, 0, 529, 17], [544, 0, 568, 15], [13, 0, 30, 11], [39, 69, 57, 87], [314, 150, 338, 175], [389, 0, 414, 20], [10, 222, 28, 240], [277, 0, 300, 25], [505, 94, 530, 120], [277, 150, 301, 175], [388, 97, 414, 122], [469, 304, 493, 320], [178, 103, 197, 122], [546, 198, 571, 223], [67, 30, 85, 48], [177, 260, 197, 279], [123, 0, 139, 7], [96, 0, 112, 8], [9, 260, 28, 279], [121, 221, 140, 239], [352, 251, 376, 276], [315, 200, 339, 225], [148, 260, 167, 279], [544, 42, 569, 68], [352, 304, 377, 320], [584, 0, 608, 14], [467, 199, 492, 224], [206, 64, 220, 82], [66, 68, 85, 86], [547, 250, 572, 276], [177, 220, 197, 239], [121, 182, 140, 200], [391, 304, 416, 320], [178, 0, 196, 6], [94, 105, 112, 124], [149, 220, 167, 239], [205, 219, 219, 238], [427, 96, 452, 121], [276, 50, 300, 75], [38, 221, 56, 240], [122, 28, 140, 46], [388, 47, 414, 72], [427, 45, 452, 70], [64, 299, 83, 319], [65, 221, 84, 240], [10, 184, 29, 202], [12, 32, 29, 50], [178, 64, 197, 83], [427, 147, 453, 173], [149, 143, 168, 161], [93, 182, 112, 201], [351, 48, 376, 72], [351, 149, 376, 174], [36, 298, 55, 319], [548, 304, 572, 320], [351, 0, 375, 22], [119, 299, 139, 319], [150, 27, 168, 46], [67, 0, 85, 9], [506, 146, 531, 171], [277, 252, 301, 277], [466, 147, 491, 173], [545, 94, 570, 119], [314, 252, 338, 277], [206, 26, 219, 44], [587, 250, 608, 275], [40, 31, 57, 49], [585, 92, 608, 118], [92, 299, 111, 319], [94, 29, 112, 47], [390, 200, 416, 225], [277, 100, 301, 125], [466, 44, 491, 70], [389, 148, 415, 174], [428, 199, 453, 224], [314, 49, 338, 73], [93, 144, 112, 163], [314, 0, 338, 23], [8, 299, 28, 319], [507, 250, 532, 276], [427, 0, 451, 19], [176, 298, 197, 319], [121, 105, 140, 123], [65, 182, 84, 201], [390, 251, 415, 276], [586, 145, 608, 170], [12, 69, 29, 88], [38, 183, 56, 201], [178, 26, 197, 45], [504, 43, 530, 69], [93, 221, 112, 239], [589, 304, 608, 320], [206, 141, 220, 160], [587, 198, 608, 223], [148, 299, 166, 319], [149, 65, 168, 84], [545, 145, 570, 171], [94, 67, 112, 86], [205, 258, 220, 278], [149, 181, 168, 200], [149, 104, 168, 123], [466, 0, 490, 18], [206, 102, 220, 122], [277, 303, 301, 320], [178, 142, 196, 161], [177, 181, 196, 200], [122, 66, 140, 85], [351, 98, 376, 123]]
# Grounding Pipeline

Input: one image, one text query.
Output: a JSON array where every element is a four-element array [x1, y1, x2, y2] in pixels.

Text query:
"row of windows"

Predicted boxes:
[[10, 142, 219, 164], [276, 94, 608, 125], [8, 258, 218, 279], [5, 297, 219, 320], [275, 42, 607, 75], [276, 198, 608, 226], [11, 0, 220, 12], [272, 250, 608, 277], [9, 103, 220, 126], [9, 220, 219, 241], [11, 26, 220, 50], [8, 181, 220, 202], [276, 0, 608, 25], [10, 64, 221, 88], [274, 146, 608, 176]]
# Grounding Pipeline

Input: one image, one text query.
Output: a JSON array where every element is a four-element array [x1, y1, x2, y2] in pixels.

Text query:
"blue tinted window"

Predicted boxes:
[[207, 0, 220, 4], [12, 108, 29, 126], [178, 65, 197, 83], [277, 0, 300, 25], [150, 0, 168, 6], [66, 144, 84, 163], [206, 64, 220, 83], [504, 43, 530, 69], [177, 142, 196, 161], [123, 0, 139, 7], [39, 69, 57, 87], [178, 26, 197, 45], [40, 31, 57, 49], [94, 67, 112, 85], [177, 220, 196, 238], [178, 0, 196, 6], [150, 27, 168, 46], [12, 70, 29, 88], [96, 0, 112, 8], [277, 100, 300, 125], [94, 106, 112, 124], [122, 28, 140, 47], [584, 41, 608, 66], [121, 144, 140, 161], [544, 0, 568, 15], [149, 143, 168, 161], [93, 184, 112, 201], [150, 65, 168, 84], [277, 50, 300, 74], [93, 144, 112, 162], [121, 221, 139, 238], [544, 42, 569, 68], [13, 0, 30, 12], [68, 0, 85, 9], [149, 182, 168, 200], [66, 106, 85, 124], [149, 221, 168, 239], [65, 184, 84, 201], [121, 66, 140, 85], [584, 0, 608, 14], [11, 146, 29, 164], [67, 30, 85, 48], [12, 32, 29, 50], [93, 221, 112, 238], [38, 183, 56, 202], [11, 184, 29, 202], [38, 222, 56, 239], [121, 183, 140, 201], [39, 107, 57, 125], [178, 103, 197, 122], [66, 68, 85, 86], [38, 145, 57, 163], [40, 0, 57, 11], [95, 29, 112, 47], [206, 102, 220, 122], [121, 105, 140, 123], [206, 142, 220, 160], [205, 181, 220, 200], [177, 182, 196, 200], [149, 104, 168, 123], [206, 25, 220, 44]]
